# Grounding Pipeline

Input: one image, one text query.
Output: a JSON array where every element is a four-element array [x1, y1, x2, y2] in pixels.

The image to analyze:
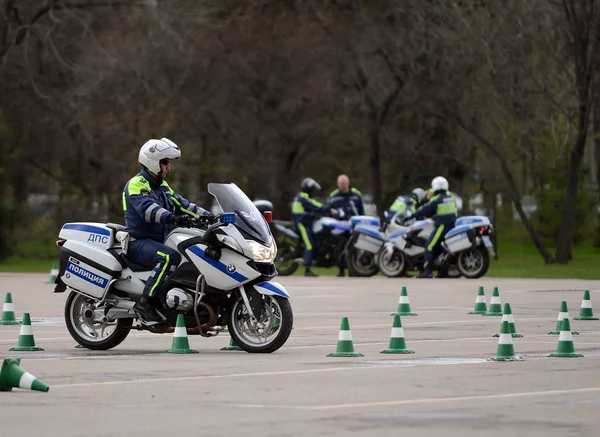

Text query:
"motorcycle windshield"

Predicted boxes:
[[208, 183, 272, 245]]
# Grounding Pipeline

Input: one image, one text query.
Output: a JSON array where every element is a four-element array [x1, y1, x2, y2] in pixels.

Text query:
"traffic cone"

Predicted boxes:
[[493, 303, 523, 338], [548, 318, 583, 358], [48, 263, 59, 283], [0, 358, 49, 392], [482, 287, 502, 316], [390, 286, 417, 316], [9, 313, 44, 351], [548, 301, 579, 335], [574, 290, 599, 321], [0, 292, 19, 325], [381, 314, 414, 354], [327, 317, 364, 357], [221, 336, 242, 351], [164, 314, 198, 354], [488, 321, 523, 361], [468, 286, 487, 315]]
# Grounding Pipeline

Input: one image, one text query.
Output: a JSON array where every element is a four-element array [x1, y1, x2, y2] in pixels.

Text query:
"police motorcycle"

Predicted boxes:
[[344, 214, 395, 277], [253, 200, 351, 276], [377, 213, 494, 279], [53, 183, 293, 353]]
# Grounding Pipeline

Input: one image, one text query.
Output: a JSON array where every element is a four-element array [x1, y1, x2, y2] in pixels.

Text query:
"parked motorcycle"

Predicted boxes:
[[53, 183, 293, 353], [377, 215, 495, 278]]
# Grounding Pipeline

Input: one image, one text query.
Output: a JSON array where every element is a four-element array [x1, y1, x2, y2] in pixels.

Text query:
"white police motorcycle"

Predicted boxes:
[[53, 183, 292, 353], [377, 214, 495, 278]]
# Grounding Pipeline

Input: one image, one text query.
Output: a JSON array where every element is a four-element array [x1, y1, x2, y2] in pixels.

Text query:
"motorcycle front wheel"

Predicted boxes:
[[346, 246, 379, 277], [274, 240, 300, 276], [378, 248, 406, 278], [228, 295, 293, 353]]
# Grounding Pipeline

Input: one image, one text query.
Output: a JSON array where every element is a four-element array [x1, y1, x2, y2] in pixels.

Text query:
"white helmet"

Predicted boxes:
[[431, 176, 449, 192], [138, 137, 181, 174], [411, 188, 427, 204]]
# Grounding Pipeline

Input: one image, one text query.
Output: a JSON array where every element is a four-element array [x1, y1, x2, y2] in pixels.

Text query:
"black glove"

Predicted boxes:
[[172, 215, 192, 228], [205, 213, 217, 224]]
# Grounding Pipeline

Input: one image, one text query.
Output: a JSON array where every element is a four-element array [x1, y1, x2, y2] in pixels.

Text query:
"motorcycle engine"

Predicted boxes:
[[165, 288, 194, 312]]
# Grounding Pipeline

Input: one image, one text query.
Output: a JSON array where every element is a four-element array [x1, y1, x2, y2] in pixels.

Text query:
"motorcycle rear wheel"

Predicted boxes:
[[65, 291, 132, 350], [457, 246, 490, 279]]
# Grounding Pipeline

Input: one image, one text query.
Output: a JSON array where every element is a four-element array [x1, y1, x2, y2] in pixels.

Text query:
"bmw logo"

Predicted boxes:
[[227, 264, 236, 273], [66, 273, 71, 278]]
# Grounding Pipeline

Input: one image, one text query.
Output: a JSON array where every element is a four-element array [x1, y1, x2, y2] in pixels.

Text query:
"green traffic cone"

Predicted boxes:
[[164, 314, 198, 354], [9, 313, 44, 351], [381, 314, 414, 354], [221, 336, 242, 351], [0, 358, 49, 392], [391, 286, 417, 316], [493, 303, 523, 338], [48, 263, 59, 284], [548, 318, 583, 358], [488, 321, 523, 361], [574, 290, 599, 321], [482, 287, 503, 316], [327, 317, 364, 357], [0, 292, 19, 325], [468, 286, 487, 315], [548, 301, 579, 335]]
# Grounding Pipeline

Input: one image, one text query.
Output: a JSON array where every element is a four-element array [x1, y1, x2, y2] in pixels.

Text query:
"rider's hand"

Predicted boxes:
[[206, 213, 217, 224], [330, 209, 338, 216], [173, 215, 193, 228]]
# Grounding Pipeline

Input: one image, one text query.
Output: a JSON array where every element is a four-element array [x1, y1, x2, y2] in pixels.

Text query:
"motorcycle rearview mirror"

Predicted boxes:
[[221, 212, 237, 224]]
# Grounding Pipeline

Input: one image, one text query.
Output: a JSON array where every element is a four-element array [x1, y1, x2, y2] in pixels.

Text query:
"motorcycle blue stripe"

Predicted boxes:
[[255, 281, 290, 298], [63, 223, 111, 236], [354, 225, 384, 240], [188, 245, 248, 282], [445, 224, 475, 239]]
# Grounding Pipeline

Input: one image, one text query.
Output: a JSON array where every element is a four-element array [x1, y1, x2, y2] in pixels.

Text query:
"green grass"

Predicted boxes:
[[1, 236, 599, 279], [290, 241, 600, 280]]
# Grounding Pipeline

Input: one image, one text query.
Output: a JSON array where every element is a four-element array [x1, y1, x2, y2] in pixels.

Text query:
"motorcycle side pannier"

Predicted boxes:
[[57, 240, 123, 299], [444, 226, 475, 253], [353, 225, 385, 254]]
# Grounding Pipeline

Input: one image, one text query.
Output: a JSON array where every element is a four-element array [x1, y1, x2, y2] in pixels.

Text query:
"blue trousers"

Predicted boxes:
[[424, 225, 449, 262], [296, 223, 315, 267], [128, 239, 181, 298]]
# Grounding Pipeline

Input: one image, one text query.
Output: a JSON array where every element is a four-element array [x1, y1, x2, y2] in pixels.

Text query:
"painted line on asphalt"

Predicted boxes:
[[242, 386, 600, 411], [47, 357, 546, 389]]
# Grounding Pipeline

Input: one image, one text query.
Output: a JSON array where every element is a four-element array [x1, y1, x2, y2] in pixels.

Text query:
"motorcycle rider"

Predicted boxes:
[[410, 176, 458, 279], [386, 188, 428, 225], [328, 174, 364, 277], [292, 177, 337, 277], [123, 137, 213, 322]]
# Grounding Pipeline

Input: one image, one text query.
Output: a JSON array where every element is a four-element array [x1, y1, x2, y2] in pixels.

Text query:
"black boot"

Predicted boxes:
[[337, 268, 345, 277], [417, 263, 433, 279], [436, 268, 449, 279], [304, 268, 319, 277], [134, 295, 164, 323]]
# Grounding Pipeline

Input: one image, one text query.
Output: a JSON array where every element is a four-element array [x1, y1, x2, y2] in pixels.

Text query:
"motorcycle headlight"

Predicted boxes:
[[247, 240, 277, 263]]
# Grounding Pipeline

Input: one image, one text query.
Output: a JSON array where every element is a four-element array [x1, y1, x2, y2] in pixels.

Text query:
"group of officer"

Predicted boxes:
[[291, 174, 458, 279], [120, 137, 458, 323]]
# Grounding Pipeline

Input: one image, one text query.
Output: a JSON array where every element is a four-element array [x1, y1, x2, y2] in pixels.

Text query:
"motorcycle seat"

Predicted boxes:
[[120, 254, 154, 272]]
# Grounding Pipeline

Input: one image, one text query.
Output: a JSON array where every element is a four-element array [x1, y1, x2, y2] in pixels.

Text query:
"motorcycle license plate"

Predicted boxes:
[[482, 236, 492, 248]]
